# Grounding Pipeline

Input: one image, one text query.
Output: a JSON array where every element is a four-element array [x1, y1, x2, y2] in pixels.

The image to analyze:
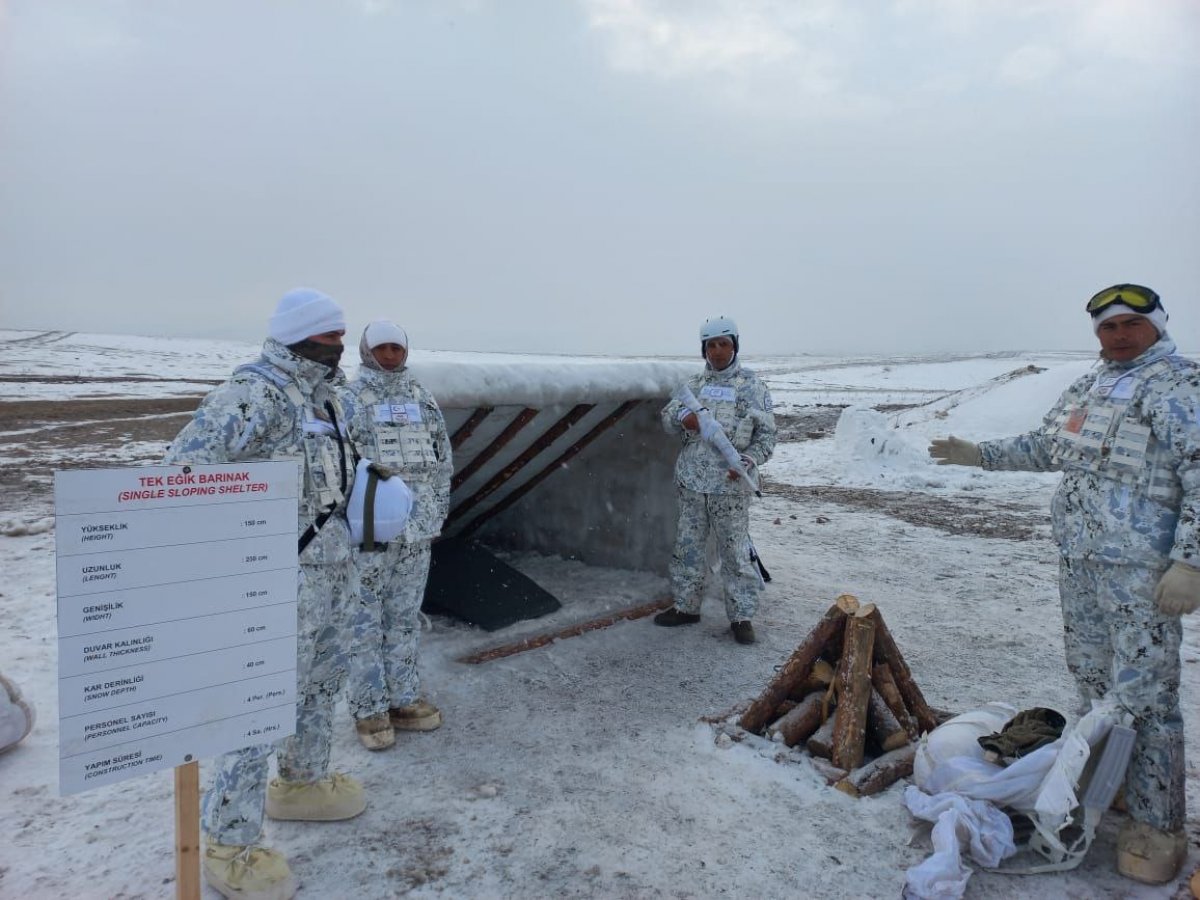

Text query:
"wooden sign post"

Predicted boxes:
[[175, 761, 201, 900]]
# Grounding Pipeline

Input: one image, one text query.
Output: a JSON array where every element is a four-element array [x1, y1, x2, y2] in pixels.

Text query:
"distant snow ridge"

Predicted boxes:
[[894, 364, 1048, 428]]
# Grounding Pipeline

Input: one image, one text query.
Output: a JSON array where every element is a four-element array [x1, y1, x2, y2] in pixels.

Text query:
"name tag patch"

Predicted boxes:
[[374, 403, 423, 425], [1092, 375, 1136, 400], [699, 385, 736, 403]]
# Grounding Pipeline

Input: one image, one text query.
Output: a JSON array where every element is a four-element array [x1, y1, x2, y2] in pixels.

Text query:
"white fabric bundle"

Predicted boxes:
[[347, 458, 413, 545], [0, 672, 35, 753]]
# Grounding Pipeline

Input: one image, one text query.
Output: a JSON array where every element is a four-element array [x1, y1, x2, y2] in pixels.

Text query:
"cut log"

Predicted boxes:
[[871, 663, 918, 739], [773, 699, 798, 718], [866, 609, 939, 735], [831, 606, 877, 771], [738, 603, 848, 734], [834, 744, 917, 797], [459, 597, 672, 664], [793, 658, 836, 699], [835, 594, 860, 614], [866, 689, 909, 753], [766, 692, 831, 748], [806, 716, 837, 760], [807, 756, 849, 786]]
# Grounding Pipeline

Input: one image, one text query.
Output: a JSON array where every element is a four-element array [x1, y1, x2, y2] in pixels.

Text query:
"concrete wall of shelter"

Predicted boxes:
[[473, 400, 679, 574]]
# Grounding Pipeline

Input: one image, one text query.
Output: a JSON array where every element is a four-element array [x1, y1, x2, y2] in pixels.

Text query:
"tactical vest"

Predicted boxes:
[[352, 383, 440, 482], [698, 382, 742, 423], [234, 363, 353, 517], [1046, 356, 1182, 505]]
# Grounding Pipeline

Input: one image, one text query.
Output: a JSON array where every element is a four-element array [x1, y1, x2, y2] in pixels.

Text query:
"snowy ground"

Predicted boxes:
[[2, 330, 1199, 899]]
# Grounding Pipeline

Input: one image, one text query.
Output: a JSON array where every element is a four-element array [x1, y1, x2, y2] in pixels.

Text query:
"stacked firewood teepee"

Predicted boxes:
[[738, 594, 942, 797]]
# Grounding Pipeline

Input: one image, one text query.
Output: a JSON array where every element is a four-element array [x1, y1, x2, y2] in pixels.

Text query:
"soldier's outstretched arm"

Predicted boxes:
[[943, 374, 1093, 473]]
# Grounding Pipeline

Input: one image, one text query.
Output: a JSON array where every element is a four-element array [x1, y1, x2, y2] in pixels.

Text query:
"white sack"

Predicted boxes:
[[902, 787, 1017, 899], [913, 700, 1119, 814], [347, 459, 413, 545], [0, 672, 36, 752], [904, 701, 1124, 899]]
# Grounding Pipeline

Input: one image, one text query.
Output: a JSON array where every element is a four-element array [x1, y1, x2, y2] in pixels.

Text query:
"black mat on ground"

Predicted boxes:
[[422, 538, 562, 631]]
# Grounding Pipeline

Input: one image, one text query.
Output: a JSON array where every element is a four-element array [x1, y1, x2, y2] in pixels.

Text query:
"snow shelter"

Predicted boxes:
[[410, 356, 696, 630]]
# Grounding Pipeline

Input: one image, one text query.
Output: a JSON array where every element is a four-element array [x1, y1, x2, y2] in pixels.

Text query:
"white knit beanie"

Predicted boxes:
[[359, 320, 410, 370], [363, 320, 409, 350], [1091, 303, 1168, 337], [268, 288, 346, 345]]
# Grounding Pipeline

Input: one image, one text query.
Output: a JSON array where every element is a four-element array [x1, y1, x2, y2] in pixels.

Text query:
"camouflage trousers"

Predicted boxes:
[[1059, 557, 1185, 831], [669, 487, 760, 621], [346, 540, 432, 720], [202, 561, 352, 846]]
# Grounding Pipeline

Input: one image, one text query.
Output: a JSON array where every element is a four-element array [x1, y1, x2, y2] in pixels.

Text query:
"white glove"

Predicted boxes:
[[1154, 562, 1200, 616], [928, 435, 983, 467]]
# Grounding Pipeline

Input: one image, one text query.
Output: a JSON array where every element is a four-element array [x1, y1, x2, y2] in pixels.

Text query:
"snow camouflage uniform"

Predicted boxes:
[[165, 337, 356, 846], [661, 360, 776, 620], [342, 357, 452, 720], [978, 335, 1200, 832]]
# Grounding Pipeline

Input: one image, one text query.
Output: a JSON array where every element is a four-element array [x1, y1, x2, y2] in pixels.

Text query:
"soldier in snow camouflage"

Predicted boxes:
[[656, 316, 776, 645], [930, 284, 1200, 885], [165, 289, 365, 900], [341, 321, 453, 750]]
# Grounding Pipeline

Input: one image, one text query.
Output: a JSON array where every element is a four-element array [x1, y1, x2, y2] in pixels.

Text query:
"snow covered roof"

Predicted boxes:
[[407, 357, 697, 408], [390, 357, 695, 549]]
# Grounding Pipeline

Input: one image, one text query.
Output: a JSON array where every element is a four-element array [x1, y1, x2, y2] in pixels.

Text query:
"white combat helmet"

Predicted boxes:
[[699, 316, 739, 358]]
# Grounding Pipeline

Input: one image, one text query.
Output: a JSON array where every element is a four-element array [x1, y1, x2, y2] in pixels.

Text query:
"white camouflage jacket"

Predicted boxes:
[[980, 336, 1200, 567], [164, 338, 356, 565], [341, 367, 453, 543], [660, 359, 777, 494]]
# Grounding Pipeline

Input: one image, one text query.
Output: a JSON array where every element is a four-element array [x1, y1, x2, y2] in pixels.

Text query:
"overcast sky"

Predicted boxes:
[[1, 1, 1197, 356]]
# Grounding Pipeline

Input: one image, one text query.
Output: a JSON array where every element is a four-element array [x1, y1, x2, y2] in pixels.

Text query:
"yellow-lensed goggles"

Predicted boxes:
[[1086, 284, 1161, 317]]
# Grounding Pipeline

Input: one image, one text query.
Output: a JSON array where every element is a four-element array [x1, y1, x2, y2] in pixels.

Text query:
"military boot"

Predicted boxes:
[[390, 699, 443, 732], [203, 842, 297, 900], [653, 608, 701, 627], [266, 772, 366, 822], [731, 621, 756, 644], [355, 712, 395, 750], [1116, 820, 1187, 884]]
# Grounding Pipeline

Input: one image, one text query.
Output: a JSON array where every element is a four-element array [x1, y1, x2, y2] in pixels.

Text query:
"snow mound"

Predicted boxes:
[[0, 516, 55, 537]]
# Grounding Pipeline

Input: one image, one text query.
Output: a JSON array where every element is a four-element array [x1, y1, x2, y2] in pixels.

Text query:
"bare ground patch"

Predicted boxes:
[[774, 403, 919, 443], [0, 396, 204, 510], [774, 407, 844, 442], [762, 481, 1048, 541], [0, 375, 221, 386], [0, 396, 203, 429]]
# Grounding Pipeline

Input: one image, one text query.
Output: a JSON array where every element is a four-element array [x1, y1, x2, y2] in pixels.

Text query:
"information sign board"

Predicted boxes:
[[55, 462, 299, 795]]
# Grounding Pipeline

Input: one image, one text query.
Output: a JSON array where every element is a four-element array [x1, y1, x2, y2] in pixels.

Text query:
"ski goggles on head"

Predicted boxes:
[[1085, 284, 1162, 317]]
